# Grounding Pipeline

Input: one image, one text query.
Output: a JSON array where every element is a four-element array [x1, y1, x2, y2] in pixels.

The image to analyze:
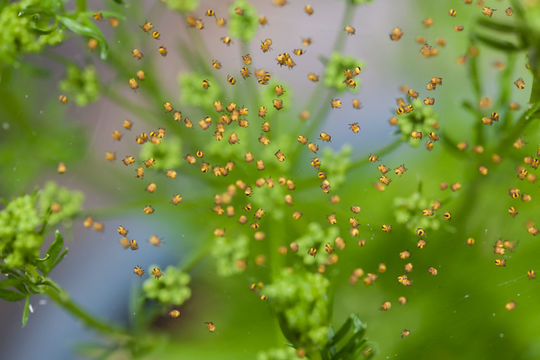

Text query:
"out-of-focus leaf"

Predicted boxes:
[[57, 15, 108, 59], [473, 32, 522, 51], [476, 18, 518, 33], [22, 296, 30, 327], [0, 288, 27, 302]]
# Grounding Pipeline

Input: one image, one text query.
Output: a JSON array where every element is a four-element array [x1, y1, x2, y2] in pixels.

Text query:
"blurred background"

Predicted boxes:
[[1, 0, 539, 359]]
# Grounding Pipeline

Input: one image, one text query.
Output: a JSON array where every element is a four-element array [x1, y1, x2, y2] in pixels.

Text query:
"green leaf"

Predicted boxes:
[[49, 249, 68, 270], [473, 32, 522, 52], [37, 231, 68, 276], [0, 288, 27, 302], [324, 314, 370, 360], [22, 296, 30, 327], [476, 17, 518, 33], [57, 15, 109, 60], [17, 6, 55, 17], [48, 230, 64, 261]]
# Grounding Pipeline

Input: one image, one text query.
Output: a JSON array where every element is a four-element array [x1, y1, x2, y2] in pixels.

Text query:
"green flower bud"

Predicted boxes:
[[229, 0, 259, 43], [59, 65, 100, 107], [0, 194, 42, 268], [139, 137, 182, 171], [178, 72, 222, 112], [321, 145, 352, 190], [394, 98, 439, 146], [393, 192, 440, 234], [0, 0, 64, 64], [143, 266, 191, 305], [211, 234, 249, 276], [324, 53, 364, 93], [293, 223, 340, 266], [265, 270, 330, 350], [37, 181, 83, 226], [164, 0, 199, 13]]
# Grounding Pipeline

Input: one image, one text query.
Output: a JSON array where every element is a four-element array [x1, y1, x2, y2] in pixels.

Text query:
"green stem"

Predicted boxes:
[[43, 279, 130, 341], [75, 0, 87, 13], [290, 1, 356, 164], [468, 40, 485, 146]]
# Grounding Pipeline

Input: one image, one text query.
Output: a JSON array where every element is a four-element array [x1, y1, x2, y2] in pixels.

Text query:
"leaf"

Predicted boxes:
[[0, 288, 27, 302], [324, 314, 370, 360], [57, 15, 109, 60], [35, 253, 50, 262], [49, 248, 68, 270], [22, 296, 30, 327], [473, 32, 522, 52], [48, 230, 64, 261], [476, 17, 518, 33], [17, 6, 55, 17]]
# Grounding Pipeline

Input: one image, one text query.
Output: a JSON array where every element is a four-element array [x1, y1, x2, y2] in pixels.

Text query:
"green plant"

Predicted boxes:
[[1, 0, 540, 359]]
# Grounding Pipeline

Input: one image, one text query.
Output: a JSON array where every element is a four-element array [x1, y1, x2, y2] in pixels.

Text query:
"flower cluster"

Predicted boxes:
[[293, 222, 339, 266], [394, 98, 439, 146], [265, 270, 330, 351], [321, 145, 352, 190], [37, 181, 84, 226], [59, 65, 100, 107], [140, 137, 182, 171], [143, 265, 191, 305], [0, 0, 65, 64], [394, 192, 440, 234], [211, 234, 249, 277], [0, 194, 42, 268], [0, 183, 82, 269], [178, 72, 222, 112], [324, 53, 364, 92]]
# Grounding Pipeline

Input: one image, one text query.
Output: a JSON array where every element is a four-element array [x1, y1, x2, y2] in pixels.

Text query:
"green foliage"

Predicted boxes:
[[321, 145, 352, 190], [178, 72, 222, 112], [0, 187, 80, 270], [323, 314, 373, 360], [394, 98, 439, 146], [265, 270, 330, 351], [211, 234, 249, 276], [293, 223, 339, 266], [229, 0, 259, 43], [139, 137, 182, 171], [394, 192, 440, 234], [0, 0, 64, 64], [59, 65, 100, 107], [143, 265, 191, 305], [323, 53, 364, 93], [37, 181, 84, 226], [0, 193, 43, 268]]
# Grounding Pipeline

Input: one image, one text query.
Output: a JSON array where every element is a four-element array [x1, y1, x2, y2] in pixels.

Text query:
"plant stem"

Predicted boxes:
[[75, 0, 87, 13], [290, 0, 356, 164], [43, 279, 130, 341]]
